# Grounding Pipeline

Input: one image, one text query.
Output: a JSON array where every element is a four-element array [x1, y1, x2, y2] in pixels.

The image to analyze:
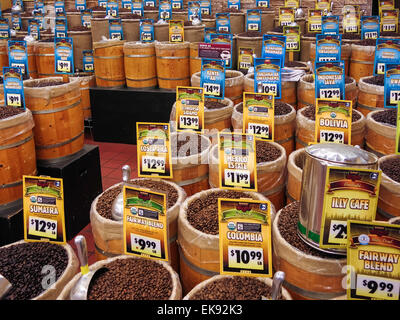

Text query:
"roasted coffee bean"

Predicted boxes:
[[371, 108, 397, 126], [69, 26, 90, 31], [380, 31, 400, 37], [355, 39, 377, 46], [363, 74, 384, 86], [121, 14, 142, 19], [391, 219, 400, 225], [380, 157, 400, 183], [172, 8, 185, 12], [0, 242, 68, 300], [202, 14, 214, 19], [256, 140, 281, 163], [189, 276, 285, 300], [96, 179, 179, 220], [184, 21, 194, 26], [187, 190, 249, 235], [341, 33, 361, 40], [303, 33, 317, 37], [29, 79, 65, 87], [222, 8, 241, 13], [0, 106, 24, 119], [87, 258, 173, 300], [89, 6, 106, 10], [237, 100, 291, 116], [238, 31, 263, 37], [144, 5, 158, 10], [278, 202, 343, 259], [302, 105, 360, 122], [295, 151, 305, 170], [205, 100, 227, 110], [171, 133, 203, 157], [285, 61, 307, 68], [272, 26, 283, 33]]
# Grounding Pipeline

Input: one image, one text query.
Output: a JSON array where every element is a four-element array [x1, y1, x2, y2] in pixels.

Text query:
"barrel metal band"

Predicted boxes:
[[190, 57, 201, 60], [157, 56, 189, 60], [285, 191, 297, 203], [176, 173, 209, 187], [178, 245, 219, 277], [296, 136, 308, 147], [96, 75, 126, 82], [36, 131, 84, 150], [377, 207, 397, 220], [0, 179, 22, 189], [229, 95, 242, 101], [31, 100, 81, 115], [125, 54, 155, 58], [36, 53, 55, 57], [350, 59, 374, 65], [364, 144, 385, 158], [158, 76, 190, 81], [0, 134, 33, 151], [126, 76, 157, 82], [275, 135, 294, 145], [357, 102, 380, 112], [283, 280, 345, 300], [94, 55, 124, 59]]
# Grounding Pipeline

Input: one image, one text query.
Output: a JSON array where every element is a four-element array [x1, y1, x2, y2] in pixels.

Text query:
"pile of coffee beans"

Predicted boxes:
[[0, 242, 68, 300], [121, 14, 142, 19], [278, 202, 343, 259], [355, 39, 377, 46], [238, 31, 263, 37], [143, 5, 158, 10], [272, 26, 284, 33], [205, 100, 227, 110], [380, 157, 400, 184], [371, 108, 397, 126], [87, 258, 173, 300], [0, 106, 24, 120], [295, 151, 305, 170], [69, 26, 90, 31], [28, 79, 65, 87], [391, 219, 400, 225], [172, 133, 203, 157], [285, 61, 307, 68], [341, 33, 361, 40], [363, 75, 384, 86], [256, 140, 281, 163], [302, 105, 361, 122], [202, 14, 215, 19], [237, 101, 292, 116], [96, 179, 179, 220], [187, 190, 248, 235], [189, 276, 285, 300], [222, 7, 242, 13]]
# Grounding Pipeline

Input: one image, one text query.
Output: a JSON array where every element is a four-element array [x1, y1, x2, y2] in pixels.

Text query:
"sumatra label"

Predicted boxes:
[[314, 99, 352, 145], [23, 176, 66, 244], [347, 220, 400, 300], [218, 133, 257, 191], [219, 198, 272, 277], [242, 92, 275, 141], [175, 86, 204, 133], [136, 122, 173, 179], [123, 186, 169, 261], [319, 167, 381, 249]]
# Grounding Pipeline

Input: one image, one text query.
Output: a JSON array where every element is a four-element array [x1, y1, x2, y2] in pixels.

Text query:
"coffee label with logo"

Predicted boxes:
[[175, 86, 204, 133]]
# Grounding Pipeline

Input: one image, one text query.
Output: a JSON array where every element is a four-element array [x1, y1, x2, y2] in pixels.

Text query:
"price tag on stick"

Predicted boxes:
[[374, 38, 400, 75], [219, 198, 272, 277], [55, 37, 74, 74], [347, 220, 400, 300], [200, 58, 225, 99], [23, 176, 66, 244], [3, 67, 25, 110], [175, 86, 204, 133], [169, 20, 184, 43]]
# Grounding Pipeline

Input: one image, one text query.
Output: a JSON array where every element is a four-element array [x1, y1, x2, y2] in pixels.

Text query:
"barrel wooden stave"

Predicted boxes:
[[34, 42, 55, 79], [94, 42, 126, 88]]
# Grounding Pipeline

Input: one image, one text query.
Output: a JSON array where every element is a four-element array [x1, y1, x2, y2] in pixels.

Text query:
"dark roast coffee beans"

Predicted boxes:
[[0, 106, 24, 119], [302, 105, 361, 122], [237, 100, 292, 116], [0, 242, 68, 300], [356, 39, 377, 46], [189, 276, 285, 300], [29, 79, 65, 87], [87, 258, 173, 300], [172, 134, 203, 157], [256, 140, 281, 163], [205, 100, 227, 110], [380, 157, 400, 183], [363, 75, 384, 86], [371, 108, 397, 126], [391, 219, 400, 225], [285, 61, 307, 68], [238, 31, 263, 37], [295, 151, 305, 170]]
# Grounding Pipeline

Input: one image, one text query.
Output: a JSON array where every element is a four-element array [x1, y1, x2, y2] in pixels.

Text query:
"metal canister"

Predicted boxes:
[[298, 143, 379, 255]]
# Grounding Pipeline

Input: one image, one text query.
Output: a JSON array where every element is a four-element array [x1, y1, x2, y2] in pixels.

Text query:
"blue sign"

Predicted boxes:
[[83, 50, 94, 72], [361, 16, 380, 40], [384, 64, 400, 108], [254, 58, 282, 99], [322, 15, 339, 35], [216, 13, 230, 33], [140, 19, 154, 42], [108, 18, 123, 40], [8, 40, 28, 77], [316, 34, 342, 62], [200, 58, 225, 99], [3, 67, 25, 110], [315, 61, 345, 101], [261, 34, 286, 68], [55, 37, 74, 74], [374, 38, 400, 75]]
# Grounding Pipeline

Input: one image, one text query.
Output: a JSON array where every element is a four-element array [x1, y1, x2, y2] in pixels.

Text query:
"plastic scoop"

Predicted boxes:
[[69, 235, 108, 300], [111, 165, 131, 221], [0, 274, 12, 299]]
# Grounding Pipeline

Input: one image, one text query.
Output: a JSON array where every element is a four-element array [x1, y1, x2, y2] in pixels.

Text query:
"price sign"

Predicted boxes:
[[381, 9, 399, 33], [308, 9, 322, 33], [246, 9, 261, 32], [361, 16, 380, 40], [56, 60, 71, 73], [83, 50, 94, 72], [216, 13, 231, 33], [384, 64, 400, 108], [175, 86, 204, 133], [137, 122, 172, 178], [320, 130, 345, 144], [200, 58, 225, 99], [374, 39, 400, 75], [8, 40, 29, 75], [283, 25, 300, 52], [203, 83, 221, 96], [55, 37, 74, 74], [123, 186, 169, 261], [396, 103, 400, 154], [319, 167, 381, 249], [315, 61, 345, 100], [140, 19, 154, 43], [261, 35, 286, 68], [6, 93, 22, 107], [248, 123, 270, 138], [254, 58, 282, 99], [219, 198, 272, 277], [278, 7, 295, 27], [347, 220, 400, 300], [23, 176, 66, 244], [3, 67, 25, 110], [319, 88, 341, 99], [365, 31, 378, 39], [218, 133, 257, 191], [238, 47, 254, 74], [169, 20, 184, 43]]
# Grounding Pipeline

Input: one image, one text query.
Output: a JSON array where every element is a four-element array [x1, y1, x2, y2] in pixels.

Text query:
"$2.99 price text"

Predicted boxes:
[[28, 216, 57, 240]]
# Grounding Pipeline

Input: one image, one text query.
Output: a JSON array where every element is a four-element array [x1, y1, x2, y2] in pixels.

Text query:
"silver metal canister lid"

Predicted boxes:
[[305, 143, 378, 166]]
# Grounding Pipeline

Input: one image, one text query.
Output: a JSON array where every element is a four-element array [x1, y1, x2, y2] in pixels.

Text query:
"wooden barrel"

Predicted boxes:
[[123, 41, 157, 89], [57, 255, 182, 300], [357, 75, 384, 117], [310, 43, 351, 76], [69, 72, 96, 120], [231, 102, 297, 157], [26, 41, 38, 79], [121, 18, 140, 42], [300, 35, 316, 62], [93, 40, 126, 88], [295, 107, 366, 150], [297, 74, 358, 110], [191, 70, 244, 105], [155, 41, 190, 90], [366, 110, 396, 157], [89, 178, 186, 272], [189, 42, 202, 77], [286, 148, 305, 204], [244, 72, 297, 108], [349, 43, 375, 83], [178, 188, 271, 294], [377, 155, 400, 221], [1, 240, 79, 300], [34, 41, 55, 79], [184, 24, 205, 43], [170, 132, 211, 196], [68, 29, 93, 72], [273, 202, 347, 300], [0, 40, 8, 76], [183, 274, 293, 300], [23, 77, 84, 163], [208, 142, 286, 210], [171, 97, 234, 133], [154, 23, 169, 42], [0, 109, 36, 214]]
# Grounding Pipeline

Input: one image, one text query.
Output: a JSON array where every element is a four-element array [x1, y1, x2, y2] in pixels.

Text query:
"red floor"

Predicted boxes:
[[68, 131, 139, 265]]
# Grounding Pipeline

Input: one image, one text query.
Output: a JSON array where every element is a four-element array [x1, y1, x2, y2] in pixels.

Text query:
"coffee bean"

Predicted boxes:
[[356, 39, 378, 46], [256, 140, 281, 163], [189, 276, 285, 300], [187, 190, 249, 235], [237, 100, 292, 116], [380, 157, 400, 184], [371, 108, 397, 126], [363, 75, 384, 86], [341, 33, 361, 40], [391, 219, 400, 225], [87, 258, 173, 300], [0, 106, 24, 120], [237, 31, 263, 37], [28, 79, 65, 87], [285, 61, 307, 68], [171, 133, 203, 157], [205, 100, 227, 110], [302, 105, 360, 122], [0, 242, 68, 300], [294, 151, 305, 170], [96, 179, 179, 220], [278, 202, 344, 259]]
